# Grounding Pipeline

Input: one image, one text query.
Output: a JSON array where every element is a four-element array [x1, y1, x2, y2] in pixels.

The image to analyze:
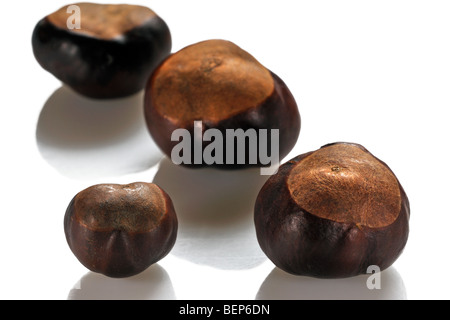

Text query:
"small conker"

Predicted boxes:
[[64, 182, 178, 278], [254, 142, 410, 278], [32, 3, 171, 99], [144, 39, 300, 168]]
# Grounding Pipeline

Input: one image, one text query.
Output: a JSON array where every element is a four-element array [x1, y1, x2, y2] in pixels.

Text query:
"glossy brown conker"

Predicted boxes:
[[64, 182, 178, 278], [144, 39, 301, 168], [254, 142, 410, 278], [32, 3, 171, 99]]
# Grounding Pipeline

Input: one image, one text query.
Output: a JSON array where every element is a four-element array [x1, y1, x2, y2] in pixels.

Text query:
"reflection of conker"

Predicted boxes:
[[64, 182, 178, 278], [144, 39, 300, 168], [254, 142, 410, 278], [32, 3, 171, 99]]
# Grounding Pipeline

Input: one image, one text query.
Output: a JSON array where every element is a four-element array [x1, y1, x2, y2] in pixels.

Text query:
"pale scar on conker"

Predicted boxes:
[[144, 39, 301, 168], [64, 182, 178, 278], [32, 3, 171, 99], [254, 142, 410, 278]]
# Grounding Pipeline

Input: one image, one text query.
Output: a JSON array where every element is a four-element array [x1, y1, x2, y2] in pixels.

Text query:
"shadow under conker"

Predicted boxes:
[[68, 264, 176, 300], [255, 266, 407, 300]]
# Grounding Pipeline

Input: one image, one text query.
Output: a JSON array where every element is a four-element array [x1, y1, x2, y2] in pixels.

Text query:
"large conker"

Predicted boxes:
[[144, 39, 300, 168], [64, 182, 178, 278], [32, 3, 171, 99], [254, 142, 410, 278]]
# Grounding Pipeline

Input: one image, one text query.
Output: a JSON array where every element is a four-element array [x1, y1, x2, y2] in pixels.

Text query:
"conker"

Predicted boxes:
[[144, 39, 300, 168], [32, 3, 171, 99], [64, 182, 178, 278], [254, 142, 410, 278]]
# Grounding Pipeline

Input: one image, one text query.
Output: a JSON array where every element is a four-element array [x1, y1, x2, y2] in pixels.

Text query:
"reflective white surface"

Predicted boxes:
[[1, 0, 450, 300]]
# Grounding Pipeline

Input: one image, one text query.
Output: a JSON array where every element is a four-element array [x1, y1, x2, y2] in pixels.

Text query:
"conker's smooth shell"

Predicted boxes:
[[32, 3, 171, 99], [64, 182, 178, 278], [254, 142, 410, 278], [144, 39, 301, 168]]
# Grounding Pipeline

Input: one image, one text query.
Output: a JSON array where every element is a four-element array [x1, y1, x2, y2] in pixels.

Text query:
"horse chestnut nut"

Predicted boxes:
[[64, 182, 178, 278], [144, 39, 300, 168], [32, 3, 171, 99], [254, 142, 410, 278]]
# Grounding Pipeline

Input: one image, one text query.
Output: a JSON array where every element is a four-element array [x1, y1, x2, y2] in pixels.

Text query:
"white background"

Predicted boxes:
[[1, 0, 449, 300]]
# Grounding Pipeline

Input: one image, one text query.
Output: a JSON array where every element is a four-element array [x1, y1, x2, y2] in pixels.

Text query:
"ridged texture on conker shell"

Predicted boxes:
[[32, 3, 171, 99], [64, 182, 178, 278], [144, 39, 300, 168], [254, 142, 410, 278]]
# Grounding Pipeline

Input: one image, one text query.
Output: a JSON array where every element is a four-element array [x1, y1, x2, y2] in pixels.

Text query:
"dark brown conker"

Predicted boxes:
[[32, 3, 171, 99], [64, 182, 178, 278], [254, 142, 410, 278], [144, 39, 301, 168]]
